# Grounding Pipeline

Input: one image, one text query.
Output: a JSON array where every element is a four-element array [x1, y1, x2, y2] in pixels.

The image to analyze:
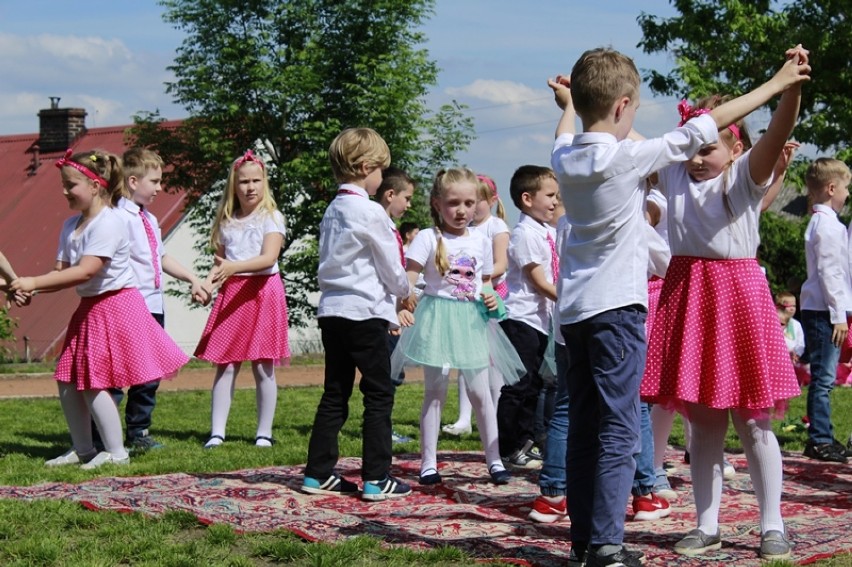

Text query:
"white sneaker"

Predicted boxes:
[[45, 449, 82, 467], [80, 451, 130, 470], [723, 458, 736, 479], [442, 422, 472, 436]]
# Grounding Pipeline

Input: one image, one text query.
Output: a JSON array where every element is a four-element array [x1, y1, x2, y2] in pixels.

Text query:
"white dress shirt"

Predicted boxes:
[[504, 213, 555, 335], [552, 113, 718, 324], [117, 197, 165, 313], [317, 184, 409, 325], [801, 203, 852, 323]]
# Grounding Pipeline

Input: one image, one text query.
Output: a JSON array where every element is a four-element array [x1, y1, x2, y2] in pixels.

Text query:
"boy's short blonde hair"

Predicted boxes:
[[805, 158, 852, 195], [328, 128, 391, 183], [123, 147, 164, 180], [570, 47, 640, 124]]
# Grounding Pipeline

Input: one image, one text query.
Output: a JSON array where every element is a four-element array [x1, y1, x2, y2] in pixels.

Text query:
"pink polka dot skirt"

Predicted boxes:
[[642, 256, 800, 413], [55, 288, 189, 390], [194, 274, 290, 365]]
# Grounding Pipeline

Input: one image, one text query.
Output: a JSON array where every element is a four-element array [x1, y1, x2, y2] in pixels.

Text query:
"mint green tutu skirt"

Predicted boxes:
[[391, 295, 524, 385]]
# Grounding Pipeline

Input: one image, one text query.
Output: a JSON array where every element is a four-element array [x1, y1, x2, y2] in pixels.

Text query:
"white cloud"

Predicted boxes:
[[446, 79, 547, 107]]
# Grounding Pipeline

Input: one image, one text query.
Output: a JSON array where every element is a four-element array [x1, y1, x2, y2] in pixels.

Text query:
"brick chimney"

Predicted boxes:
[[37, 97, 87, 152]]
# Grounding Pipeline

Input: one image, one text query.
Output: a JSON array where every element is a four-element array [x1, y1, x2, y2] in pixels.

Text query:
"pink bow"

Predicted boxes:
[[55, 148, 110, 187], [677, 99, 741, 141], [233, 149, 265, 170]]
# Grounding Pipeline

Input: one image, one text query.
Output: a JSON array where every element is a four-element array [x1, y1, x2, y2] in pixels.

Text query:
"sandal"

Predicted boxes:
[[255, 436, 274, 447]]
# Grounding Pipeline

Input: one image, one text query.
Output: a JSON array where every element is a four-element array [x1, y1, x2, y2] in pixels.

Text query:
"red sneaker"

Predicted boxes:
[[528, 495, 568, 523], [632, 492, 671, 521]]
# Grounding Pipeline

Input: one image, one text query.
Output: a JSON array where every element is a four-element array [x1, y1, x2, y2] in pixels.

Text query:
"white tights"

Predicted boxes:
[[451, 369, 502, 429], [687, 404, 784, 535], [651, 404, 692, 469], [210, 360, 277, 440], [421, 366, 502, 474], [58, 382, 127, 458]]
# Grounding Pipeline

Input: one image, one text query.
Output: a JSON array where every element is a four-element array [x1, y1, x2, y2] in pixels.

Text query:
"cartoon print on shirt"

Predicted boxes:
[[446, 253, 477, 301]]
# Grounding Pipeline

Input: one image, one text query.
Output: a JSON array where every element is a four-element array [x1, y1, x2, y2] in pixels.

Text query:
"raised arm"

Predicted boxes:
[[709, 45, 810, 138], [548, 75, 576, 139]]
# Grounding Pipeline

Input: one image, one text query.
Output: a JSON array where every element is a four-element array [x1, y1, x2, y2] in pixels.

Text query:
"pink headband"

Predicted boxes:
[[477, 174, 498, 198], [677, 99, 741, 141], [55, 149, 109, 186], [233, 149, 265, 171]]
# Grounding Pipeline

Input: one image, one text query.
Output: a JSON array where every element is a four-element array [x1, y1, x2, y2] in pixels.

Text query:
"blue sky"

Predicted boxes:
[[0, 0, 680, 223]]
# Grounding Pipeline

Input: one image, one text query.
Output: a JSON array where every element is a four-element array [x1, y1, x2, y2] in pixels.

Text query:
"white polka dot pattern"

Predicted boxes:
[[642, 256, 800, 411], [194, 274, 290, 364], [55, 288, 189, 389]]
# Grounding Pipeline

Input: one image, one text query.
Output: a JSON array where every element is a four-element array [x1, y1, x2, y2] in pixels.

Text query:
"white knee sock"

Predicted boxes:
[[57, 382, 95, 456], [85, 389, 128, 458], [421, 367, 449, 474], [687, 404, 728, 536], [210, 363, 241, 438], [253, 360, 277, 440], [463, 368, 503, 471], [452, 375, 472, 428], [488, 367, 503, 408], [731, 411, 785, 534], [651, 405, 676, 470]]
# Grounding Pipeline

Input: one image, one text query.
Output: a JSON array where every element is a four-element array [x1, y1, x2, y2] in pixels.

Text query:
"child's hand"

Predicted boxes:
[[210, 255, 236, 283], [774, 141, 800, 176], [9, 277, 36, 294], [481, 291, 498, 311], [397, 308, 415, 327], [547, 75, 572, 110], [401, 293, 418, 313], [190, 280, 212, 305], [772, 45, 811, 90], [832, 322, 848, 348]]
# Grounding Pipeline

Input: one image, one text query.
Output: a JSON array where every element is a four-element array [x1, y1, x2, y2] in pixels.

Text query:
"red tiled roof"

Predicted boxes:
[[0, 122, 187, 360]]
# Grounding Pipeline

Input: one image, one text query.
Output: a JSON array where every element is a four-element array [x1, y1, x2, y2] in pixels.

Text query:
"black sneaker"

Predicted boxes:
[[362, 474, 412, 501], [128, 434, 164, 454], [302, 473, 359, 496], [585, 545, 645, 567], [832, 438, 852, 458], [804, 440, 848, 463]]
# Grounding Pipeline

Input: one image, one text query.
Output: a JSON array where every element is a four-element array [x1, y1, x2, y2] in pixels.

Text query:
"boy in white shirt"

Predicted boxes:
[[109, 148, 210, 452], [800, 157, 852, 463], [303, 128, 412, 501], [496, 165, 559, 468], [550, 47, 796, 567]]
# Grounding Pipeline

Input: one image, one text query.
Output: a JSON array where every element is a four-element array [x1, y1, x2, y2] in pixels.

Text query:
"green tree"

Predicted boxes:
[[758, 212, 808, 295], [131, 0, 473, 327], [638, 0, 851, 159], [0, 309, 16, 362]]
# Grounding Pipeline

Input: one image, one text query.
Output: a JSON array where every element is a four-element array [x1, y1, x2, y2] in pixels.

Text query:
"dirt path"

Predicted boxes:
[[0, 366, 424, 399]]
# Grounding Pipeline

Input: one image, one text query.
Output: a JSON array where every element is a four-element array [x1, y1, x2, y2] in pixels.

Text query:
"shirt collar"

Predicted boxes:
[[813, 203, 838, 217], [572, 131, 618, 146], [518, 213, 550, 235], [119, 197, 142, 214], [338, 183, 369, 198]]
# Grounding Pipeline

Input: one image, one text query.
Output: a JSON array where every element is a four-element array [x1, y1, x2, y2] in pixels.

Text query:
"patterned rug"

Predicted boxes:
[[0, 450, 850, 566]]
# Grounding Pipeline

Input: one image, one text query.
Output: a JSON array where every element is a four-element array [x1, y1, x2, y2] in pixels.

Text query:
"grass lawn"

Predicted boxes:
[[0, 378, 850, 566]]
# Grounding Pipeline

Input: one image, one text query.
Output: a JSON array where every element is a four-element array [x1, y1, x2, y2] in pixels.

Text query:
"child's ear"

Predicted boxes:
[[731, 140, 745, 159], [126, 175, 138, 192], [520, 191, 534, 209], [613, 96, 631, 123]]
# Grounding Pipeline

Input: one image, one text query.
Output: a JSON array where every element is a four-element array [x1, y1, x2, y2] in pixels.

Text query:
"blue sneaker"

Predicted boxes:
[[362, 474, 412, 501], [302, 473, 359, 496], [391, 431, 413, 444]]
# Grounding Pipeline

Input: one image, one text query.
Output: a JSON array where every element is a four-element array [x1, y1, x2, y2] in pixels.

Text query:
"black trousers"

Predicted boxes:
[[305, 317, 395, 481], [496, 318, 548, 456]]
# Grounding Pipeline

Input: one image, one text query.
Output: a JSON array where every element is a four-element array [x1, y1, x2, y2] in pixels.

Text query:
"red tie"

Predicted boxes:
[[546, 232, 559, 284], [392, 228, 406, 268], [140, 208, 161, 289]]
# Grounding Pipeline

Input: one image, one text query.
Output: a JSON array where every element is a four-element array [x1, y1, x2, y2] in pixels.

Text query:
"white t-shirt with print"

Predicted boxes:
[[406, 228, 493, 301], [220, 209, 286, 275]]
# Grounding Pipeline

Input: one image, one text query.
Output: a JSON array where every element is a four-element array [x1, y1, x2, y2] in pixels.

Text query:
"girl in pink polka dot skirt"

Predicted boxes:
[[10, 149, 189, 469], [641, 48, 807, 561], [194, 150, 290, 449]]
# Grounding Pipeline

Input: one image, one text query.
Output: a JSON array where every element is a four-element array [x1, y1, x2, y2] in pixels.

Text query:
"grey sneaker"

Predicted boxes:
[[45, 449, 95, 467], [129, 434, 164, 454], [674, 528, 722, 556], [760, 530, 792, 561]]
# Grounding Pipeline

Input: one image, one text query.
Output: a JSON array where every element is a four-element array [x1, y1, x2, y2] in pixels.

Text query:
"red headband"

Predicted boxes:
[[233, 149, 265, 171], [677, 99, 741, 141], [477, 174, 498, 198], [55, 149, 110, 186]]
